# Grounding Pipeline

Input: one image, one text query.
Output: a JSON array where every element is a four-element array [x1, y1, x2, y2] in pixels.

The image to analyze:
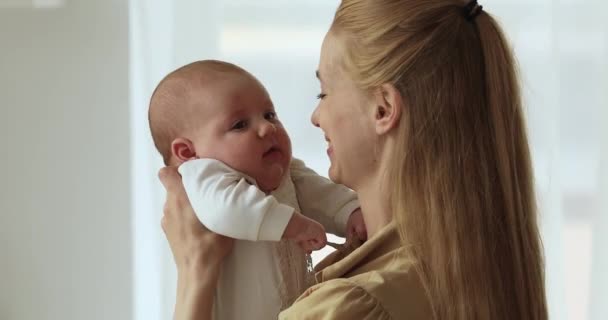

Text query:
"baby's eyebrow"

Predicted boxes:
[[315, 70, 322, 80], [221, 108, 245, 123]]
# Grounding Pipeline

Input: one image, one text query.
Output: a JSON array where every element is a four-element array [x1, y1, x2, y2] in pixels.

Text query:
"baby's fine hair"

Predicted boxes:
[[148, 60, 251, 165]]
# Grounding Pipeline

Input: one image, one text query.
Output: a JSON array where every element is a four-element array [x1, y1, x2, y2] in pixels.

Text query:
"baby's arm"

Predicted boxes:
[[290, 158, 360, 238], [178, 158, 295, 241]]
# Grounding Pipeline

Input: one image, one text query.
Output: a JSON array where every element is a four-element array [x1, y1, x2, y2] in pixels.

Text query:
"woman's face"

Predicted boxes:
[[311, 32, 377, 190]]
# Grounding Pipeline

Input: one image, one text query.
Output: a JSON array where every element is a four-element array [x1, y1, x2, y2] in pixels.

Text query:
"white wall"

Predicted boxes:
[[0, 1, 132, 320]]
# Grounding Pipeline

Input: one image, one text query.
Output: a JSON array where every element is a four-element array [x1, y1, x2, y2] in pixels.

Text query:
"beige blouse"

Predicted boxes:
[[279, 221, 433, 319]]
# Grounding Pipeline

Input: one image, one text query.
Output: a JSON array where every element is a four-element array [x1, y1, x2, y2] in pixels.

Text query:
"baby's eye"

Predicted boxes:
[[231, 120, 248, 130], [316, 93, 327, 100], [264, 111, 278, 121]]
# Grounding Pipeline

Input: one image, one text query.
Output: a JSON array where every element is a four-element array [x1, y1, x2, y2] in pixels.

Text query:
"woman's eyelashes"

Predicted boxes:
[[316, 93, 327, 100]]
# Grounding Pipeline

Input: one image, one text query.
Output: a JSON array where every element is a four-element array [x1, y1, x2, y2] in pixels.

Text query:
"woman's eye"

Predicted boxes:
[[265, 111, 277, 121], [316, 93, 327, 100], [231, 120, 248, 130]]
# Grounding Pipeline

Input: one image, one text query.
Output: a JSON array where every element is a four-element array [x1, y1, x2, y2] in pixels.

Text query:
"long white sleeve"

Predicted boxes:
[[178, 159, 295, 241], [290, 158, 360, 237]]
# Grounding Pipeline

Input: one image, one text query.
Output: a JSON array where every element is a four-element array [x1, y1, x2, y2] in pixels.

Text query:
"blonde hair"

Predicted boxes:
[[331, 0, 547, 319]]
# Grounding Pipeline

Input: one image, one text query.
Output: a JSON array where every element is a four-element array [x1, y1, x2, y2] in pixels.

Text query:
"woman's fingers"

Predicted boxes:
[[158, 166, 182, 192], [158, 165, 236, 271], [159, 166, 192, 217]]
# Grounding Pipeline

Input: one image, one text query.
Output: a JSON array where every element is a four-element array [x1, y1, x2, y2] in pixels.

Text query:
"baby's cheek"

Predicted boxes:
[[281, 130, 292, 149], [230, 155, 258, 175], [277, 129, 292, 161], [213, 148, 253, 173]]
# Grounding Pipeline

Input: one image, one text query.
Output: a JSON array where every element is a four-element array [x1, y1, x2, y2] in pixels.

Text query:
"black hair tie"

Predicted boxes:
[[464, 0, 483, 21]]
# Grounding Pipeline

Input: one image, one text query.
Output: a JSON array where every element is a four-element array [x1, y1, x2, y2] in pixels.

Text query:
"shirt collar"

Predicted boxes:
[[315, 221, 404, 282]]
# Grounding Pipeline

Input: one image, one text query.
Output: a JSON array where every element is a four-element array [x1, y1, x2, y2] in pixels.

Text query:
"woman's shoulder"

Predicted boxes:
[[280, 270, 432, 320], [279, 277, 391, 320], [347, 268, 433, 319]]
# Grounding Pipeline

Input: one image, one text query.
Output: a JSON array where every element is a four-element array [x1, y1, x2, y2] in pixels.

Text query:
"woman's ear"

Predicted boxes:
[[373, 83, 404, 135], [171, 138, 197, 163]]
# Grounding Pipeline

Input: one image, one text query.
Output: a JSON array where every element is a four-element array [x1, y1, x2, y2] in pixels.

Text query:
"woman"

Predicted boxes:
[[158, 0, 548, 319]]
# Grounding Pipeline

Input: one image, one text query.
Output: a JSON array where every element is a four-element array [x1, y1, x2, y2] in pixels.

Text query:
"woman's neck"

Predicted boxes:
[[355, 174, 392, 239]]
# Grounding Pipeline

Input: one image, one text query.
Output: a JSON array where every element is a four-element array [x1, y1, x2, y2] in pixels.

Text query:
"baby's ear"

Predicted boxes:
[[170, 138, 197, 164]]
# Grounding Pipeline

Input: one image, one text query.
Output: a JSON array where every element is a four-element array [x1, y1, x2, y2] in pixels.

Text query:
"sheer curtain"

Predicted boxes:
[[128, 1, 608, 319]]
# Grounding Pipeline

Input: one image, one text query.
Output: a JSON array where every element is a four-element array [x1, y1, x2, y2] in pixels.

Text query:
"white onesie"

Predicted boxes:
[[178, 158, 359, 320]]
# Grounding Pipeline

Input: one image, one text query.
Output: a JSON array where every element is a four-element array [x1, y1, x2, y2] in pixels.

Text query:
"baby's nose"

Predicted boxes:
[[258, 122, 277, 137]]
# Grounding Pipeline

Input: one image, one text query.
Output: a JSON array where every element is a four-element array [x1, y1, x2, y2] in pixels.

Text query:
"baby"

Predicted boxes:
[[148, 60, 365, 320]]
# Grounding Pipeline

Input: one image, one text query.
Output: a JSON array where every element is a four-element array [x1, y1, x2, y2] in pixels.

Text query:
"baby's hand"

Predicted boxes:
[[346, 209, 367, 245], [282, 212, 327, 253]]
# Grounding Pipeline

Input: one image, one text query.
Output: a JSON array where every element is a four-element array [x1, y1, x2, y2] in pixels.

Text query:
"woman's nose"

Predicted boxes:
[[311, 105, 320, 127]]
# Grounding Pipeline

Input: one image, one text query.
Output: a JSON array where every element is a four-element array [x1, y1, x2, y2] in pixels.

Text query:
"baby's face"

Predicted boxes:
[[191, 76, 292, 192]]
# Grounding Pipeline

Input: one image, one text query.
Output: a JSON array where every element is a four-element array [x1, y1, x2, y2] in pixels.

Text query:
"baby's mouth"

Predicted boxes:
[[263, 146, 282, 158]]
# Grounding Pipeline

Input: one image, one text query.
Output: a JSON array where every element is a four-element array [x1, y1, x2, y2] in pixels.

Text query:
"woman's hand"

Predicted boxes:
[[159, 166, 234, 272], [158, 166, 234, 320]]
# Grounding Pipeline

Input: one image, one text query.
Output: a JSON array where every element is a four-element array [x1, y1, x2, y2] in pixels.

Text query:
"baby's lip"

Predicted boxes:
[[263, 145, 282, 157]]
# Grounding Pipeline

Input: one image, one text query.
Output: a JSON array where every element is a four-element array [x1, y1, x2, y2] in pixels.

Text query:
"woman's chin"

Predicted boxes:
[[329, 164, 355, 190], [328, 164, 341, 184]]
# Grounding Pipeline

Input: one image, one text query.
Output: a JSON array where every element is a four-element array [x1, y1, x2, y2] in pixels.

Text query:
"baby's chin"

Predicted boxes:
[[257, 162, 287, 193]]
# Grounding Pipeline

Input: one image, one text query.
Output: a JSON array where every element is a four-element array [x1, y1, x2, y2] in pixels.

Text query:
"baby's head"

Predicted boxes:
[[149, 60, 292, 192]]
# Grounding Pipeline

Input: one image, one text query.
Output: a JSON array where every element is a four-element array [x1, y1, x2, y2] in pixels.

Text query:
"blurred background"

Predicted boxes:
[[0, 0, 606, 319]]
